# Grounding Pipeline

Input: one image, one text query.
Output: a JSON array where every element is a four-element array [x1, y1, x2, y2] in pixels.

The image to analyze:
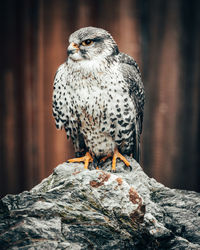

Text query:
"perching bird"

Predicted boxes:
[[53, 27, 145, 171]]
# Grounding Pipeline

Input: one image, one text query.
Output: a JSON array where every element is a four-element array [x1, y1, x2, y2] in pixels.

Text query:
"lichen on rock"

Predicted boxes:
[[0, 157, 200, 249]]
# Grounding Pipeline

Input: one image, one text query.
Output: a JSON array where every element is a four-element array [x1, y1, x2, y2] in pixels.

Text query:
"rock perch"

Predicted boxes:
[[0, 157, 200, 249]]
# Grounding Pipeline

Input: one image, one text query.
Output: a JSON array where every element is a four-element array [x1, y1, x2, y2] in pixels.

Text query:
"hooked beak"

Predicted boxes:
[[67, 42, 79, 56]]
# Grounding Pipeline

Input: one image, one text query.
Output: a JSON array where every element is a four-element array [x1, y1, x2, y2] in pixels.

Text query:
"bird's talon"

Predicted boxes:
[[68, 152, 93, 169], [112, 148, 131, 172], [100, 154, 112, 162], [124, 164, 132, 171]]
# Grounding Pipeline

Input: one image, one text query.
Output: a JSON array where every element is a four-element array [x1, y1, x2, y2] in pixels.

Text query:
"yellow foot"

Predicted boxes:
[[112, 148, 130, 172], [100, 154, 112, 162], [68, 152, 93, 169]]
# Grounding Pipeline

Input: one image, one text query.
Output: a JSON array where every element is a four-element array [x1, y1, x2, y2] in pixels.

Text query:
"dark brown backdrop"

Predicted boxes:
[[1, 0, 200, 198]]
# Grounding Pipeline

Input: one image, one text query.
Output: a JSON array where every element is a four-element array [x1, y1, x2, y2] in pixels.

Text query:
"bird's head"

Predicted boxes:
[[67, 27, 119, 63]]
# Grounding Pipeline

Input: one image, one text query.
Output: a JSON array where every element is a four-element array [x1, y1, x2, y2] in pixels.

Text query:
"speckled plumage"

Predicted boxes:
[[53, 27, 145, 162]]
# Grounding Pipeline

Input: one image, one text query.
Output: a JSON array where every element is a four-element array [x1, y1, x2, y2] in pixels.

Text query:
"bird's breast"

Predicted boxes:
[[66, 68, 136, 156]]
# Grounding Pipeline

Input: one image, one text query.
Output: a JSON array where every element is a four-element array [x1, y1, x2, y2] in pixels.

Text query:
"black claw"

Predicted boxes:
[[88, 164, 93, 170], [92, 157, 99, 169], [124, 164, 132, 171]]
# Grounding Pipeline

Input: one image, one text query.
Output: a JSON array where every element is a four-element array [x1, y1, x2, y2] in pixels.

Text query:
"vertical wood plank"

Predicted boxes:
[[42, 0, 75, 177], [150, 0, 180, 185]]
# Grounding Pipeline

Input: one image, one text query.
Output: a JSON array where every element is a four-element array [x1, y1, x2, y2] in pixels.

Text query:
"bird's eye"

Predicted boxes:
[[81, 39, 93, 46]]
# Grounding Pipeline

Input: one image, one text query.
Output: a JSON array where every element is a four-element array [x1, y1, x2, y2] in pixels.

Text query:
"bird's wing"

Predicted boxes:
[[52, 63, 67, 130], [118, 53, 145, 162], [52, 63, 87, 156]]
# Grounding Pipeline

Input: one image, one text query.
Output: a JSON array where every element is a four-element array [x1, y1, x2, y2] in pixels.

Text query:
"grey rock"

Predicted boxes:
[[0, 157, 200, 249]]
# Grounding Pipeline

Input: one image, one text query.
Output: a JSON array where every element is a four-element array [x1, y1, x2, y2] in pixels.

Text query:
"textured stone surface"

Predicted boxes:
[[0, 158, 200, 249]]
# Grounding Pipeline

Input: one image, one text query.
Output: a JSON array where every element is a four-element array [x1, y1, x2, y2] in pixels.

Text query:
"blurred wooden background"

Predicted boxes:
[[0, 0, 200, 198]]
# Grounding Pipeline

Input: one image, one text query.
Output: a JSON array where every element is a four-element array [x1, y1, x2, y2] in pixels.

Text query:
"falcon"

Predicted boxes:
[[53, 27, 145, 171]]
